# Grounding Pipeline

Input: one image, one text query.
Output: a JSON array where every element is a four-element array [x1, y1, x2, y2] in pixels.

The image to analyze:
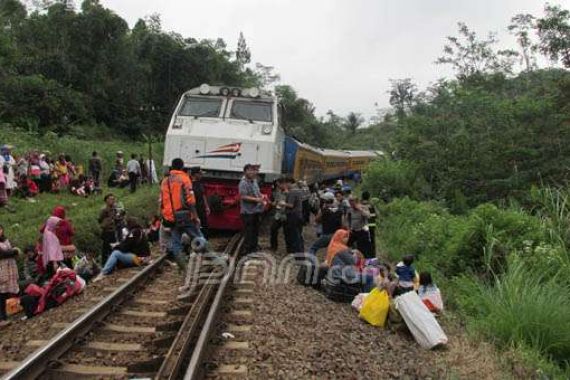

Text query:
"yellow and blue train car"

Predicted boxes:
[[283, 137, 377, 184]]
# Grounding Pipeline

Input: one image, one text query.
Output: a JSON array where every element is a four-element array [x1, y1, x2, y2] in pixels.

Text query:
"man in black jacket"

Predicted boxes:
[[93, 218, 150, 282]]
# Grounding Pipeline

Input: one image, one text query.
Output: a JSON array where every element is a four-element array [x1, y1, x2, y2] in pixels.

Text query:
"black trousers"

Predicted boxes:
[[101, 231, 117, 265], [0, 293, 9, 321], [270, 218, 285, 250], [285, 214, 304, 254], [129, 172, 137, 193], [348, 229, 373, 258], [241, 213, 261, 254]]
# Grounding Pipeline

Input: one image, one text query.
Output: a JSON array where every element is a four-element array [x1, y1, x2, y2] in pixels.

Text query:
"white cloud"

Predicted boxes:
[[102, 0, 549, 119]]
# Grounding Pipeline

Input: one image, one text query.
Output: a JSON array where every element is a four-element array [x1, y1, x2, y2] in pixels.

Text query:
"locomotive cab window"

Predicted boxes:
[[179, 96, 223, 118], [230, 100, 273, 123]]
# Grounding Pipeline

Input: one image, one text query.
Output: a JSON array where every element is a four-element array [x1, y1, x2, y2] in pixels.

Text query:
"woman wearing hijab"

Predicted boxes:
[[0, 225, 20, 327], [54, 155, 69, 189], [41, 210, 65, 276], [325, 229, 350, 266]]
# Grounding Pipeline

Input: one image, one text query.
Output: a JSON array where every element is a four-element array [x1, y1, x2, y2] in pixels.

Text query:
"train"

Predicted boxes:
[[163, 84, 379, 230]]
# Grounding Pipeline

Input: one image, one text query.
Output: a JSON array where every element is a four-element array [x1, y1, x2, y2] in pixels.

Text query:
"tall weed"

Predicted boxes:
[[454, 257, 570, 370]]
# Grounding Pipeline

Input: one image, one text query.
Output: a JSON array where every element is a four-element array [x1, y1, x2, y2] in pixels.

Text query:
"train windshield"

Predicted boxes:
[[230, 100, 273, 123], [179, 96, 222, 118]]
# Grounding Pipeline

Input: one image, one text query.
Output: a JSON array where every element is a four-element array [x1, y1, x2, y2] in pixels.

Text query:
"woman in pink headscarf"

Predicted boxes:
[[41, 210, 65, 276], [0, 168, 7, 207]]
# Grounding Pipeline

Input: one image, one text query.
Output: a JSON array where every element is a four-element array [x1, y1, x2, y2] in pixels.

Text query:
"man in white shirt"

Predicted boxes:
[[126, 154, 141, 193]]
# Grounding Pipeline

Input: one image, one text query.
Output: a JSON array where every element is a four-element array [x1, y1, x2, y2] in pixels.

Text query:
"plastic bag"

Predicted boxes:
[[419, 286, 444, 313], [351, 292, 369, 312], [394, 291, 448, 349], [359, 288, 390, 327]]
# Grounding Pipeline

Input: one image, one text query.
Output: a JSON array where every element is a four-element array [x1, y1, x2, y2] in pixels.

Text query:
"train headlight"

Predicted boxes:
[[231, 88, 242, 97], [248, 87, 260, 98], [199, 84, 210, 95], [220, 87, 230, 96], [262, 125, 272, 134]]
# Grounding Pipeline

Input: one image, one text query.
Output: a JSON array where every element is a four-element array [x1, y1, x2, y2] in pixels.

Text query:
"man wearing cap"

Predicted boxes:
[[160, 158, 205, 270], [190, 167, 210, 238], [239, 164, 265, 254], [308, 191, 344, 256]]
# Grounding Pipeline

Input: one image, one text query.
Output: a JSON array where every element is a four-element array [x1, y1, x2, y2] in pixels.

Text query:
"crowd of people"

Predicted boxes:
[[2, 153, 445, 347]]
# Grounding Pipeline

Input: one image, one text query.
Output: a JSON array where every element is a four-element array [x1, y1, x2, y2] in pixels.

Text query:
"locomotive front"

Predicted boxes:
[[164, 84, 285, 230]]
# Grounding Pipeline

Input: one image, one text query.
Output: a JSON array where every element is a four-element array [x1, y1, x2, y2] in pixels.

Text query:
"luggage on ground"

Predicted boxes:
[[359, 288, 390, 327], [394, 291, 448, 349]]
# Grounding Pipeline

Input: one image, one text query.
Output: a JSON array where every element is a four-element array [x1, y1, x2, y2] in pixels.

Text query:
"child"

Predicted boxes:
[[418, 272, 444, 313], [20, 245, 43, 289], [394, 255, 418, 297], [18, 174, 39, 199], [375, 264, 396, 296]]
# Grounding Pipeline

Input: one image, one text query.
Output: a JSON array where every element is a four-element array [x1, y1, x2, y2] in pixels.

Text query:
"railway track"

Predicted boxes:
[[183, 253, 270, 380], [1, 234, 243, 380]]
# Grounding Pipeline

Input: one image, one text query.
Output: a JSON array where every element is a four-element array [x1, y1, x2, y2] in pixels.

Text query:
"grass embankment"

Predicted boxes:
[[0, 186, 159, 255], [0, 129, 164, 256], [371, 193, 570, 378]]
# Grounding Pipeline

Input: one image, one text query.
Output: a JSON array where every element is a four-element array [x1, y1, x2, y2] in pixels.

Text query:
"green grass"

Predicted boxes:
[[0, 128, 163, 255], [0, 184, 159, 255]]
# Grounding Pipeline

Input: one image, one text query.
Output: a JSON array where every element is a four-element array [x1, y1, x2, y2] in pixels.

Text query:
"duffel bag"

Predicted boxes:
[[322, 277, 361, 303]]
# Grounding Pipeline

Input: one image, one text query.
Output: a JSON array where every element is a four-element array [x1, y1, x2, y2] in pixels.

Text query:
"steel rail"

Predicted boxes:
[[156, 234, 243, 380], [183, 235, 244, 380], [2, 254, 168, 380]]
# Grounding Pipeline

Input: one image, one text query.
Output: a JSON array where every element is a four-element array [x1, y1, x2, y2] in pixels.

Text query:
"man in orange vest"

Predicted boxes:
[[160, 158, 205, 269]]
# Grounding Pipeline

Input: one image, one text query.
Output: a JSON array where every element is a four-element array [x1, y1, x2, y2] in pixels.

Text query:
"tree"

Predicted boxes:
[[236, 31, 251, 68], [388, 78, 417, 120], [508, 13, 537, 71], [254, 62, 280, 89], [436, 22, 518, 78], [344, 112, 363, 134], [536, 4, 570, 68]]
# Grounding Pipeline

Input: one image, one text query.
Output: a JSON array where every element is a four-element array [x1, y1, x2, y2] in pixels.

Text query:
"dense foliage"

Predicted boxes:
[[0, 0, 259, 137]]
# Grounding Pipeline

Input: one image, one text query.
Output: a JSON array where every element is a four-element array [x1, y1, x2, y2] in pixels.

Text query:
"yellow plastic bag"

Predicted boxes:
[[359, 288, 390, 327]]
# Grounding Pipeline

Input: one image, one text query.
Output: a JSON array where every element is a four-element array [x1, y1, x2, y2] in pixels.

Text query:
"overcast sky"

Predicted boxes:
[[102, 0, 553, 120]]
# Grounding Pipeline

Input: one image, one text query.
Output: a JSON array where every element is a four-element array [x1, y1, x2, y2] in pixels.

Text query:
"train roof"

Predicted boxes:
[[320, 148, 351, 157], [345, 150, 377, 158], [184, 84, 274, 100]]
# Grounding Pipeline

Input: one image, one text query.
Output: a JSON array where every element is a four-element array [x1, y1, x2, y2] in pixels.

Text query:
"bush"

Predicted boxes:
[[363, 159, 430, 202], [453, 257, 570, 372]]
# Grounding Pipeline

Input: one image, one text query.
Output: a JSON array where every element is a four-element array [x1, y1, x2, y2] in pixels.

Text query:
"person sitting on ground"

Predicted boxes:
[[20, 245, 44, 289], [69, 174, 87, 197], [65, 154, 76, 179], [418, 272, 444, 313], [394, 255, 419, 297], [325, 229, 350, 267], [328, 248, 363, 285], [17, 174, 39, 199], [93, 218, 151, 281], [309, 192, 344, 256], [375, 264, 396, 296], [0, 225, 20, 328]]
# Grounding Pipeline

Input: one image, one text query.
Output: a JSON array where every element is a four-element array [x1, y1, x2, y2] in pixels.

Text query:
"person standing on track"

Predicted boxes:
[[269, 178, 287, 252], [190, 167, 210, 239], [126, 154, 141, 193], [283, 177, 305, 254], [239, 164, 266, 254], [160, 158, 205, 271]]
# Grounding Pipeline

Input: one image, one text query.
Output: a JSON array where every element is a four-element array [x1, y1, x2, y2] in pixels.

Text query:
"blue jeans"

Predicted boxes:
[[309, 233, 333, 255], [102, 250, 136, 275], [170, 223, 204, 257]]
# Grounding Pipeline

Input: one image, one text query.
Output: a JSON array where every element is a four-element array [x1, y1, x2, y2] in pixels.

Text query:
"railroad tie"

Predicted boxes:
[[84, 341, 143, 352], [120, 310, 167, 318], [222, 341, 249, 350], [134, 298, 169, 306], [233, 297, 253, 305], [0, 361, 20, 371], [230, 310, 252, 317], [227, 324, 252, 333], [103, 324, 156, 334], [48, 364, 128, 376], [209, 364, 248, 377]]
